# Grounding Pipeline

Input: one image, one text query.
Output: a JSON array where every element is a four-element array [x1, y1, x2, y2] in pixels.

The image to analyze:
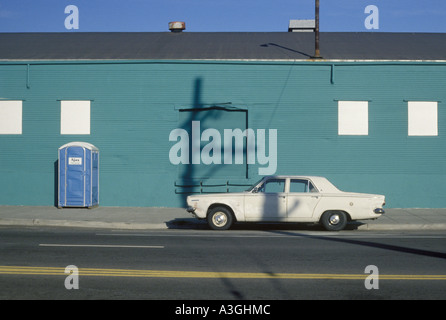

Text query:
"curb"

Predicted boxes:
[[0, 218, 168, 230], [2, 217, 446, 231], [357, 223, 446, 231]]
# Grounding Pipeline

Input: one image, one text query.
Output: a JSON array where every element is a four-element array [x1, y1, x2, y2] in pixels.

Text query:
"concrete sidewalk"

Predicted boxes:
[[1, 205, 446, 231]]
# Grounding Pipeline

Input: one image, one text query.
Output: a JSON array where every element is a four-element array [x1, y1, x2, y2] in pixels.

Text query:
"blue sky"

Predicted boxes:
[[0, 0, 445, 33]]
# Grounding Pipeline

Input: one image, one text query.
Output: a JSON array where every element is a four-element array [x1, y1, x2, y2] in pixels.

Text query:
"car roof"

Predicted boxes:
[[262, 175, 341, 193]]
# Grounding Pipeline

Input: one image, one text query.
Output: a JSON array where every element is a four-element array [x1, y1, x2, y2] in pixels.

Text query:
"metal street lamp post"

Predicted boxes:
[[314, 0, 322, 59]]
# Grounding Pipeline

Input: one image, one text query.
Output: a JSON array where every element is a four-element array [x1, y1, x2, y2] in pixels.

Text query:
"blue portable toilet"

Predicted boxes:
[[58, 142, 99, 208]]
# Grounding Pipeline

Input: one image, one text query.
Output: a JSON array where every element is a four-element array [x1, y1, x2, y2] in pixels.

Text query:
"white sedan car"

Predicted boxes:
[[186, 176, 385, 231]]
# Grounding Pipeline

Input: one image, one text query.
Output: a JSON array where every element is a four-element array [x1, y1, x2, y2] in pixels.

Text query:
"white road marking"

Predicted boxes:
[[39, 244, 164, 249]]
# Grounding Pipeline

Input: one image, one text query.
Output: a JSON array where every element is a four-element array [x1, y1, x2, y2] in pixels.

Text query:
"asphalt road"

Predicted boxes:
[[1, 226, 446, 301]]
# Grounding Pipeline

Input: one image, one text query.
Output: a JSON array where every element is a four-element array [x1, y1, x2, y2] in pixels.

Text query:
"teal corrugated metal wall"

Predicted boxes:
[[0, 60, 445, 207]]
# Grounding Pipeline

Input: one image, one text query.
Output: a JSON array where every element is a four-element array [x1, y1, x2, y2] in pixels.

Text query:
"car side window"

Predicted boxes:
[[308, 181, 317, 193], [290, 179, 317, 193], [259, 179, 285, 193]]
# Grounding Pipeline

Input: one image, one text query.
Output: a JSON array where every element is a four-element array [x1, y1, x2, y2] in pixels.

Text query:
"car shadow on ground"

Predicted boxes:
[[165, 218, 364, 231]]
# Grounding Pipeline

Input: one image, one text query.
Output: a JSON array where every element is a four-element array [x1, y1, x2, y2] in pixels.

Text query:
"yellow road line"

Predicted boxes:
[[0, 266, 445, 280]]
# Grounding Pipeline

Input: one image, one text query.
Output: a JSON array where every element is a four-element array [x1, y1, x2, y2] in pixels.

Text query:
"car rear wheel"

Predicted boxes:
[[207, 207, 233, 230], [321, 211, 347, 231]]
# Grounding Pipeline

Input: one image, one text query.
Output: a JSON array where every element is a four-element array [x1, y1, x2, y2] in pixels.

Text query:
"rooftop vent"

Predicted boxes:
[[288, 20, 315, 32], [169, 21, 186, 32]]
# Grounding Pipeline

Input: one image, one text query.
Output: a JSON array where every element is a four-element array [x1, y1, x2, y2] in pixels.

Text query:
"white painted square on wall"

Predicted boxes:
[[60, 100, 90, 135], [0, 101, 22, 134], [408, 101, 438, 136], [338, 101, 368, 135]]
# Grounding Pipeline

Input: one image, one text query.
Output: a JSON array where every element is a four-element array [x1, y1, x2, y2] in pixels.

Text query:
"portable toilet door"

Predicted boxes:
[[58, 142, 99, 208]]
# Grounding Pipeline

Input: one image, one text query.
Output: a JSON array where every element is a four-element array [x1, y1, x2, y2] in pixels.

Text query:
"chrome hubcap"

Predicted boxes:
[[329, 214, 340, 225], [212, 212, 227, 226]]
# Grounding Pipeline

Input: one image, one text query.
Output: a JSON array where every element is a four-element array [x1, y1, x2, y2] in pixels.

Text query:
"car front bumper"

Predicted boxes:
[[186, 206, 195, 213]]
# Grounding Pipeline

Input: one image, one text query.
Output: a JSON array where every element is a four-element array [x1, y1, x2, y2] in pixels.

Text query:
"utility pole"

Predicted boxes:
[[314, 0, 322, 59]]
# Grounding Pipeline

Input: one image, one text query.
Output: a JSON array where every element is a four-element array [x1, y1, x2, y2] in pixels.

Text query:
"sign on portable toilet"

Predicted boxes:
[[58, 142, 99, 208]]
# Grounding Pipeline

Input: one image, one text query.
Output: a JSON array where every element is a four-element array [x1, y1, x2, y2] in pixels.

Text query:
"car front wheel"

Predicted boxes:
[[321, 211, 347, 231], [207, 207, 233, 230]]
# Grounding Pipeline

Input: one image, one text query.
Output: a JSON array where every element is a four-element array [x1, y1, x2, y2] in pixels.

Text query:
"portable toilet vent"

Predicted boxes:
[[58, 142, 99, 208]]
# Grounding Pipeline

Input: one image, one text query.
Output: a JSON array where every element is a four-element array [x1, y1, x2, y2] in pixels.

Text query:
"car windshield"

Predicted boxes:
[[245, 178, 264, 192]]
